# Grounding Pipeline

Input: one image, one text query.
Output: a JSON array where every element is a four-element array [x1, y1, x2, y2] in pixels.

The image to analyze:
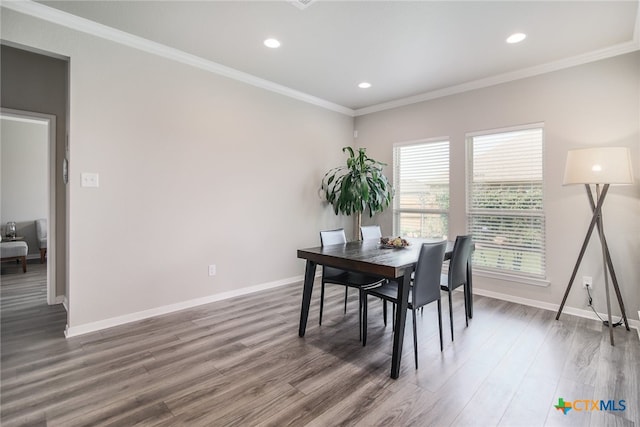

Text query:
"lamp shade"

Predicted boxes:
[[563, 147, 634, 185]]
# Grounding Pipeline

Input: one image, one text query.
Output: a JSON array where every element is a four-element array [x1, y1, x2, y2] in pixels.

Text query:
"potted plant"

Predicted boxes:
[[321, 146, 394, 239]]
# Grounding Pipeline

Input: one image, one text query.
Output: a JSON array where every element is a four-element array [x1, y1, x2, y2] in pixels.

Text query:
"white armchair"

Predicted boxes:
[[35, 218, 47, 263]]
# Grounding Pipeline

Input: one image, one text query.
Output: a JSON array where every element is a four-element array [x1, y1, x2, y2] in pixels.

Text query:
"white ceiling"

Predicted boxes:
[[32, 1, 640, 114]]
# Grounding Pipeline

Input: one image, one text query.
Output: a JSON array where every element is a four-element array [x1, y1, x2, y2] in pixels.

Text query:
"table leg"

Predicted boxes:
[[390, 268, 413, 379], [299, 260, 317, 337], [466, 261, 473, 319]]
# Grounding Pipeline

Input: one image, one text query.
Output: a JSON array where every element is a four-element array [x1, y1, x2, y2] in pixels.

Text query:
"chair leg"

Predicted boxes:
[[437, 299, 443, 351], [412, 308, 418, 369], [362, 293, 368, 346], [344, 287, 349, 314], [383, 300, 387, 326], [392, 303, 396, 331], [40, 248, 46, 263], [448, 289, 454, 341], [319, 282, 325, 325], [463, 285, 469, 327], [21, 256, 27, 273], [359, 289, 363, 341]]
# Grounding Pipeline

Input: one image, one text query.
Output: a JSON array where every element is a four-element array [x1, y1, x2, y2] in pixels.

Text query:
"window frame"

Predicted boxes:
[[466, 123, 548, 286], [392, 137, 450, 239]]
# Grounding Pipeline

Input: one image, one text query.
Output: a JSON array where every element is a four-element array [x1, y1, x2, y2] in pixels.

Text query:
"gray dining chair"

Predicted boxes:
[[360, 225, 382, 240], [362, 240, 447, 368], [319, 228, 386, 338], [440, 235, 473, 341]]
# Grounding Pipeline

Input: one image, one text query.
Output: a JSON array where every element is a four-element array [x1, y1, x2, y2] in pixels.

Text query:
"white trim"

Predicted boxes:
[[393, 135, 450, 148], [473, 287, 640, 333], [474, 269, 550, 288], [63, 273, 313, 338], [63, 272, 639, 338], [354, 41, 640, 116], [465, 122, 545, 138], [2, 0, 354, 117], [635, 1, 640, 44], [5, 1, 639, 119], [1, 108, 57, 307]]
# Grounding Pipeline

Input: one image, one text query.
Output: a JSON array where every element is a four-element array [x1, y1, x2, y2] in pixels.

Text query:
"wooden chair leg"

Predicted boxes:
[[21, 256, 27, 273], [40, 248, 46, 263]]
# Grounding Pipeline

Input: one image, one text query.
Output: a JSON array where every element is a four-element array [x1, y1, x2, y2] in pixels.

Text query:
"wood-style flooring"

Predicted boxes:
[[1, 261, 638, 426]]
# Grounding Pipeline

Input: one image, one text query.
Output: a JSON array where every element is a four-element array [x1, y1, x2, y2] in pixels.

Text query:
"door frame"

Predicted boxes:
[[1, 107, 57, 305]]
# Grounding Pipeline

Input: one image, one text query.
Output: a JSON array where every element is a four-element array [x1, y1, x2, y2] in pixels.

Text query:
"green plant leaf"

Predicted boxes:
[[320, 146, 394, 218]]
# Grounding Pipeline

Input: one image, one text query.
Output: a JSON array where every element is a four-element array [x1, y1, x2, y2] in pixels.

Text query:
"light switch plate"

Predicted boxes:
[[81, 173, 99, 188]]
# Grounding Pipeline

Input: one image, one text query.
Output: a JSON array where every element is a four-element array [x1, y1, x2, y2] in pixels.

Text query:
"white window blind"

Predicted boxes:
[[393, 139, 449, 238], [467, 126, 546, 278]]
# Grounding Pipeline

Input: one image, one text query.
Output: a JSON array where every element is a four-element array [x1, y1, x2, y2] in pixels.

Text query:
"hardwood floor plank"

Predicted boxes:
[[2, 266, 638, 426], [450, 307, 554, 425], [497, 374, 560, 427]]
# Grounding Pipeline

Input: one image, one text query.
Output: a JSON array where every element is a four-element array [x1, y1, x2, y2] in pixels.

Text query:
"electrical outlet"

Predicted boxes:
[[582, 276, 593, 289], [208, 264, 216, 276], [81, 172, 99, 188]]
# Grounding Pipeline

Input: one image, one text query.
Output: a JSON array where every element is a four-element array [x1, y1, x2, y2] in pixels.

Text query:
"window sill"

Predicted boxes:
[[473, 268, 550, 287]]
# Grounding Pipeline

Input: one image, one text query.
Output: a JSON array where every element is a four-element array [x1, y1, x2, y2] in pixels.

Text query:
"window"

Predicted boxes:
[[467, 125, 545, 279], [393, 139, 449, 238]]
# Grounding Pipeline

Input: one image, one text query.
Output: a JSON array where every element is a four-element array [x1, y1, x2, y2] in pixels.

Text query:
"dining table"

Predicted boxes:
[[297, 237, 473, 379]]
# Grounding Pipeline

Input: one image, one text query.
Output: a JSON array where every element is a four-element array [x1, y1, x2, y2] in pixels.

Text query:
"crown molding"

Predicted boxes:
[[1, 0, 355, 117], [355, 39, 640, 117], [4, 0, 638, 119]]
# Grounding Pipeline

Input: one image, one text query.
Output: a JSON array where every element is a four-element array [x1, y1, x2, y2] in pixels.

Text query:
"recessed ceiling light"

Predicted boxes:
[[358, 82, 372, 89], [506, 33, 526, 44], [264, 38, 281, 48]]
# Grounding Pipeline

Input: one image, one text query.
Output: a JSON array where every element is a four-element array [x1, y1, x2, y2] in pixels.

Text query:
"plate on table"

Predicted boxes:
[[379, 237, 410, 249]]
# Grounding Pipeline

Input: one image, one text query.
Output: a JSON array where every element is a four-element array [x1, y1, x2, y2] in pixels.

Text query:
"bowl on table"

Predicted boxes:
[[379, 236, 410, 249]]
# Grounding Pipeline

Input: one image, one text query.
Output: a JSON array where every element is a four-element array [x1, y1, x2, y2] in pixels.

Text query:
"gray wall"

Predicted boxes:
[[1, 117, 48, 255], [1, 7, 353, 332], [1, 44, 68, 297], [355, 52, 640, 320], [3, 5, 637, 333]]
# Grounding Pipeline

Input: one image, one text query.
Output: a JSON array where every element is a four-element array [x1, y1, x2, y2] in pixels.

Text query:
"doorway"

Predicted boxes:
[[1, 109, 57, 305]]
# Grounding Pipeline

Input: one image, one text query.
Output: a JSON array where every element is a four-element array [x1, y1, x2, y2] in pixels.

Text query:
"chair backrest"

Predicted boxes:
[[412, 241, 447, 308], [447, 235, 473, 290], [35, 218, 47, 240], [320, 228, 347, 246], [320, 229, 347, 278], [360, 225, 382, 240]]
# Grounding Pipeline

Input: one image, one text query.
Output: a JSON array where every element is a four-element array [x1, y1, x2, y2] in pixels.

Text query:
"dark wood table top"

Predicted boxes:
[[297, 238, 453, 279]]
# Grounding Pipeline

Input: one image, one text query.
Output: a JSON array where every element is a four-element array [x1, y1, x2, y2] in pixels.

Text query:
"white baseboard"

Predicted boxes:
[[64, 273, 314, 338], [62, 274, 638, 340], [473, 288, 640, 334]]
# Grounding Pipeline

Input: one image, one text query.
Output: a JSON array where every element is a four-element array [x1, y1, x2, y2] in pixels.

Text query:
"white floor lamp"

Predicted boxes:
[[556, 147, 634, 346]]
